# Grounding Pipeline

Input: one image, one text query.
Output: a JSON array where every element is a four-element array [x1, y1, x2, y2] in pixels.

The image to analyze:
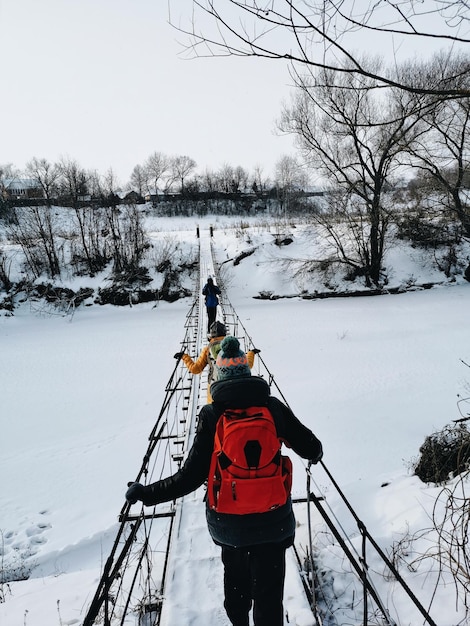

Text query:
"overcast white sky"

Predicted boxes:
[[1, 0, 466, 187], [1, 0, 297, 185]]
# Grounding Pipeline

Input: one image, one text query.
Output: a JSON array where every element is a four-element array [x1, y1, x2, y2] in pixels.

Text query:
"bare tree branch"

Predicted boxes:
[[171, 1, 470, 95]]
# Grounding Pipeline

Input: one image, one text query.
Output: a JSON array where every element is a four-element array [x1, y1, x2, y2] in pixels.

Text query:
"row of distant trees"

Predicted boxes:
[[0, 154, 309, 209]]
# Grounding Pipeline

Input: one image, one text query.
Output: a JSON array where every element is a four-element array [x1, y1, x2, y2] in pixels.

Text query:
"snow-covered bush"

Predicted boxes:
[[413, 422, 470, 484]]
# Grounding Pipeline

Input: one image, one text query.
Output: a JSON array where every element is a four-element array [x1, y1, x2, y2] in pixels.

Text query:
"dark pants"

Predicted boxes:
[[221, 543, 286, 626], [206, 306, 217, 333]]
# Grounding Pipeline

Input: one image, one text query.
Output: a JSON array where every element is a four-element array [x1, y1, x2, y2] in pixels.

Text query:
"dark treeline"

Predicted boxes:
[[0, 154, 309, 210]]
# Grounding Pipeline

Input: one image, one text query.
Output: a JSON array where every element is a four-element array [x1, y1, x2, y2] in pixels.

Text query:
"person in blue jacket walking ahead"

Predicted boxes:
[[202, 276, 221, 333]]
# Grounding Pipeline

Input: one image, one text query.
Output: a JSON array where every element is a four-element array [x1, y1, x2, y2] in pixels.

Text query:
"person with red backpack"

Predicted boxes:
[[126, 336, 323, 626]]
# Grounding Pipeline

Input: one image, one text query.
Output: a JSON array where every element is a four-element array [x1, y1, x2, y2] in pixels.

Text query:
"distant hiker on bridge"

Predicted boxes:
[[202, 276, 221, 333], [174, 321, 259, 403], [127, 335, 323, 626]]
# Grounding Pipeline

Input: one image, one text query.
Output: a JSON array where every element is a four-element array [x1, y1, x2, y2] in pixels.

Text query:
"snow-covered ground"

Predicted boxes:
[[1, 215, 470, 625]]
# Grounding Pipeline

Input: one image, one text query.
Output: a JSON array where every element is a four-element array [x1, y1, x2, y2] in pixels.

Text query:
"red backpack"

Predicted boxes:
[[207, 406, 293, 515]]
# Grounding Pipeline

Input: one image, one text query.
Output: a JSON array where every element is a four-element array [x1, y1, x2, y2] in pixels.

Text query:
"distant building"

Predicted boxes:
[[144, 188, 162, 203], [120, 190, 145, 204], [1, 178, 44, 200]]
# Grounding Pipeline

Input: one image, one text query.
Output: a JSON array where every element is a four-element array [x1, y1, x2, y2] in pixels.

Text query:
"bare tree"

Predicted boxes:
[[68, 206, 108, 276], [0, 163, 18, 182], [170, 155, 197, 193], [252, 164, 270, 195], [57, 159, 98, 274], [25, 158, 60, 207], [144, 152, 170, 199], [199, 168, 218, 192], [9, 206, 61, 279], [274, 154, 307, 217], [58, 158, 89, 209], [87, 170, 102, 200], [217, 163, 236, 192], [0, 249, 13, 292], [0, 164, 18, 220], [0, 163, 20, 197], [280, 58, 426, 284], [129, 164, 147, 197], [403, 53, 470, 237], [213, 163, 247, 193], [233, 165, 249, 192], [101, 167, 120, 208], [173, 1, 470, 96], [103, 204, 147, 274], [121, 204, 148, 270]]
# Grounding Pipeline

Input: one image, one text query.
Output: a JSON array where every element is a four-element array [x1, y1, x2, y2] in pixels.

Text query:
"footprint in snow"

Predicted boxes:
[[3, 530, 16, 543], [26, 522, 51, 537]]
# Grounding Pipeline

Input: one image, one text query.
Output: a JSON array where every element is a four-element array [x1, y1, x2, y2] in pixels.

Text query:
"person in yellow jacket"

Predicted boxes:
[[174, 320, 259, 403]]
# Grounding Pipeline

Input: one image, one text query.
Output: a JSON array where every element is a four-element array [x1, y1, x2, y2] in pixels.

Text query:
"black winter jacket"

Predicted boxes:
[[141, 376, 323, 548]]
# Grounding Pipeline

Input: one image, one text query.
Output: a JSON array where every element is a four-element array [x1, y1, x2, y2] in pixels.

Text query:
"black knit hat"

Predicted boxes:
[[210, 321, 227, 338]]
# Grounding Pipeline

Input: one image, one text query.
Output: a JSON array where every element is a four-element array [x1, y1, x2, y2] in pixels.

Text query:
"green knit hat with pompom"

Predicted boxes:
[[215, 336, 251, 381]]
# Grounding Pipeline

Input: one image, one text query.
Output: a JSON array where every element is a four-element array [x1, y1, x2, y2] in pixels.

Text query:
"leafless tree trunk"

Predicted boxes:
[[68, 206, 108, 276], [0, 164, 19, 218], [73, 207, 96, 275], [279, 58, 425, 284], [274, 155, 307, 218], [217, 163, 236, 193], [129, 164, 146, 198], [252, 165, 270, 195], [103, 206, 124, 273], [199, 168, 218, 193], [145, 152, 170, 200], [57, 159, 99, 274], [403, 53, 470, 237], [103, 204, 147, 274], [121, 204, 147, 269], [9, 206, 62, 279], [58, 158, 89, 209], [0, 250, 13, 292], [25, 158, 60, 207], [170, 155, 197, 193], [233, 166, 249, 192], [101, 167, 121, 208]]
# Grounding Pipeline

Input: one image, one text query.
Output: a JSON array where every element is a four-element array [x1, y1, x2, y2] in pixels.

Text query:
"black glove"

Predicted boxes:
[[309, 449, 323, 465], [174, 351, 184, 360], [251, 348, 261, 354], [126, 482, 146, 504]]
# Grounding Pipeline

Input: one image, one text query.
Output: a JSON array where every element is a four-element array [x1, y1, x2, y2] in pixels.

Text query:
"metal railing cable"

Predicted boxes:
[[309, 462, 438, 626], [82, 254, 204, 626]]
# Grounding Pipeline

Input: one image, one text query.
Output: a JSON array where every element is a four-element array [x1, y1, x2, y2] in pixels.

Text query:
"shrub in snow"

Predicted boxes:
[[413, 422, 470, 483]]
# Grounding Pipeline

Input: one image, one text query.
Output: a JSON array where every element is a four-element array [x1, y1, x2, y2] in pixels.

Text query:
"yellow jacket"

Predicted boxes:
[[182, 337, 255, 402]]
